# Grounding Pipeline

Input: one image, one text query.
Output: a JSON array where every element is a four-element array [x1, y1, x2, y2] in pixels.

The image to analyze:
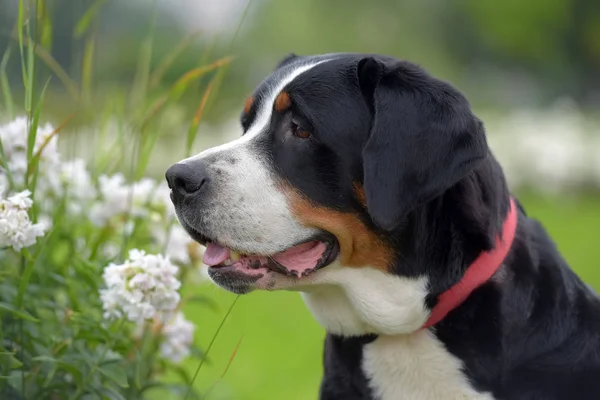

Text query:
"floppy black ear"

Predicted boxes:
[[358, 57, 488, 231]]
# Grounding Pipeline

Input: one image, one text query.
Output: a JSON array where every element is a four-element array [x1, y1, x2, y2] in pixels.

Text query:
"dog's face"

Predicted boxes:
[[166, 53, 488, 335]]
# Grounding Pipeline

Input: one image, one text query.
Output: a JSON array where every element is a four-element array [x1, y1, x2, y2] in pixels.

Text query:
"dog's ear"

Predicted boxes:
[[357, 57, 488, 231], [275, 53, 300, 70]]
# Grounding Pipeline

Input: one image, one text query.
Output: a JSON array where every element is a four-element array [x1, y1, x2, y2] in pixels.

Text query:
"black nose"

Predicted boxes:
[[165, 162, 208, 196]]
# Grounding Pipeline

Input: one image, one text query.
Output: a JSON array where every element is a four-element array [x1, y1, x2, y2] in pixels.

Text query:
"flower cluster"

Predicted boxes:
[[160, 311, 196, 363], [0, 117, 59, 188], [1, 117, 203, 364], [0, 190, 45, 251], [0, 116, 204, 268], [100, 249, 198, 364], [100, 249, 181, 322]]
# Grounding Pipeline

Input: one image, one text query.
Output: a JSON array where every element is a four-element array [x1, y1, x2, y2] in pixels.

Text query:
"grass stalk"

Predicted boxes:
[[184, 295, 240, 400]]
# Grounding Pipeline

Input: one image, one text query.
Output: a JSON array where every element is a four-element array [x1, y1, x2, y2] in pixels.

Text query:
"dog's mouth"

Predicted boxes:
[[203, 238, 339, 277], [181, 221, 339, 278]]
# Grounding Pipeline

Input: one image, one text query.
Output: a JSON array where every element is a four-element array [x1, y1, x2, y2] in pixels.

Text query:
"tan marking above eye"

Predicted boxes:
[[274, 91, 292, 113], [243, 96, 254, 115], [280, 182, 394, 272]]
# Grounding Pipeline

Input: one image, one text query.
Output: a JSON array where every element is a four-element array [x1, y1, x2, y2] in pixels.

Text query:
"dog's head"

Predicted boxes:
[[166, 53, 500, 335]]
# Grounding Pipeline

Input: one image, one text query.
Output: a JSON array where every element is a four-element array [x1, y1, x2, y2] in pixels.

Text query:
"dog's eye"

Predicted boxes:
[[291, 119, 311, 139]]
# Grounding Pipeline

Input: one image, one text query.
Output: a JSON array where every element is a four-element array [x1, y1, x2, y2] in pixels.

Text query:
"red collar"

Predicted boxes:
[[422, 197, 518, 329]]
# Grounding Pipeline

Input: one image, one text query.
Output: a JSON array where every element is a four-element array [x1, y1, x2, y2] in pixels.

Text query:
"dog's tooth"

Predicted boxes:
[[230, 251, 241, 262], [223, 259, 232, 266]]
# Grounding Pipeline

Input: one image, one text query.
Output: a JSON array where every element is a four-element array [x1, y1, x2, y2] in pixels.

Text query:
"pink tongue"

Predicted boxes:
[[203, 243, 231, 266], [272, 241, 328, 274]]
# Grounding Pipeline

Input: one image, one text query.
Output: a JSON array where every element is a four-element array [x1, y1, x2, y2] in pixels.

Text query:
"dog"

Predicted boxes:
[[165, 53, 600, 400]]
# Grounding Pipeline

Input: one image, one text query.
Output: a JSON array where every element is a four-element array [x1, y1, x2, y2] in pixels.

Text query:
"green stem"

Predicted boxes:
[[16, 250, 34, 308], [184, 295, 240, 400]]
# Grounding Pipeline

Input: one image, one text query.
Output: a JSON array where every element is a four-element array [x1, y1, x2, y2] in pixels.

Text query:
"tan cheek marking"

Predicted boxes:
[[274, 91, 291, 113], [243, 96, 254, 115], [282, 185, 394, 272]]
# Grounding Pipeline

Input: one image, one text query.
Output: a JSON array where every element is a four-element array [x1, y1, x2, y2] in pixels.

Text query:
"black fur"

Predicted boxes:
[[357, 56, 488, 231], [247, 53, 600, 399]]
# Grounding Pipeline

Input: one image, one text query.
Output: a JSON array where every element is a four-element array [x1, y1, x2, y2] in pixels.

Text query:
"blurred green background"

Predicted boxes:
[[1, 1, 600, 399]]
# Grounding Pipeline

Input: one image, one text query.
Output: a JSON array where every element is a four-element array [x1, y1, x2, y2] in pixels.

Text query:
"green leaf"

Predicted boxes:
[[139, 381, 164, 394], [42, 363, 58, 387], [98, 362, 129, 388], [102, 385, 128, 400], [0, 302, 39, 322], [32, 355, 59, 363], [0, 352, 22, 370], [72, 258, 101, 292]]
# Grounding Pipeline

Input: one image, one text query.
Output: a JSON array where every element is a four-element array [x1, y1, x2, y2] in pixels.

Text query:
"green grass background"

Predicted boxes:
[[169, 192, 600, 400]]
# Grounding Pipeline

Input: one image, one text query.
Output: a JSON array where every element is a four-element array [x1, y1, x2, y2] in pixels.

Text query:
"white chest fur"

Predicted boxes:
[[362, 331, 495, 400]]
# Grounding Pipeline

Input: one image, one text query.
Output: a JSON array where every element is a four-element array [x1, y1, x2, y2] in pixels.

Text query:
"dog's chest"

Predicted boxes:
[[361, 331, 495, 400]]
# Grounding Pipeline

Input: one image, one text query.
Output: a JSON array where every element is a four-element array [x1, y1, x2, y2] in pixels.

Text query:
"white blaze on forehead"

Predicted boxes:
[[177, 60, 331, 254], [183, 60, 328, 162]]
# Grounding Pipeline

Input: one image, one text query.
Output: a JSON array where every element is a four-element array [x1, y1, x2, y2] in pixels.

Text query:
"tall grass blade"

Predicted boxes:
[[149, 30, 202, 88], [185, 73, 218, 157], [170, 57, 233, 100], [198, 64, 228, 128], [0, 48, 14, 119], [28, 111, 73, 202], [134, 128, 161, 180], [24, 27, 35, 115], [9, 34, 80, 101], [81, 32, 96, 104], [0, 138, 15, 190], [130, 2, 157, 112], [74, 0, 109, 39], [26, 77, 50, 197], [227, 0, 253, 52], [201, 336, 244, 399], [39, 0, 53, 51], [140, 56, 233, 129], [184, 295, 240, 400], [17, 0, 27, 92]]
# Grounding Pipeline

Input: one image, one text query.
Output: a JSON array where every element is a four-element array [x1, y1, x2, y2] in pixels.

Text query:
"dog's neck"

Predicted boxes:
[[302, 156, 513, 337]]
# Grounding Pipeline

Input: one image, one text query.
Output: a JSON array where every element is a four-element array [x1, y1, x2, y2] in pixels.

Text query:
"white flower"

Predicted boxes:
[[90, 173, 130, 225], [0, 117, 60, 187], [100, 249, 181, 322], [159, 311, 195, 363], [90, 175, 172, 226], [0, 190, 45, 251]]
